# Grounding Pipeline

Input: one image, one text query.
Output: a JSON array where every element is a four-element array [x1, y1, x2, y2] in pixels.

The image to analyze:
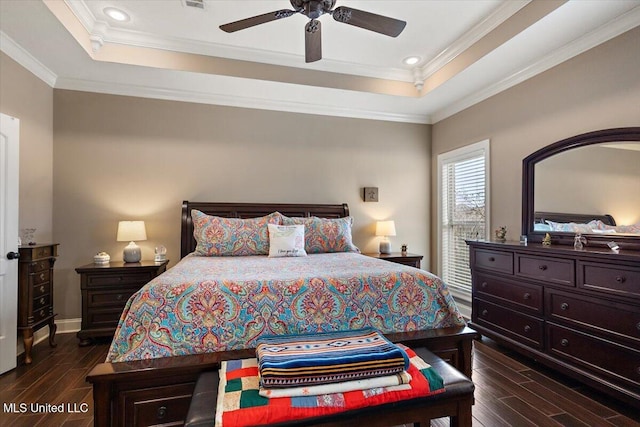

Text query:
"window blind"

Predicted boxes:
[[439, 145, 488, 299]]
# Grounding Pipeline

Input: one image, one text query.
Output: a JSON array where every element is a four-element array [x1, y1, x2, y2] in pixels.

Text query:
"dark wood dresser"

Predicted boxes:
[[467, 240, 640, 408], [18, 244, 59, 364], [364, 252, 423, 268], [75, 260, 169, 345]]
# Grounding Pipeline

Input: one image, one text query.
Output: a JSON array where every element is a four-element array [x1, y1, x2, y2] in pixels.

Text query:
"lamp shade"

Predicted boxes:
[[117, 221, 147, 242], [375, 220, 396, 237]]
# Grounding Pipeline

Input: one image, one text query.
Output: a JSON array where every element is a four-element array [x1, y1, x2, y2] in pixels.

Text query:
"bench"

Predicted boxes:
[[185, 347, 474, 427]]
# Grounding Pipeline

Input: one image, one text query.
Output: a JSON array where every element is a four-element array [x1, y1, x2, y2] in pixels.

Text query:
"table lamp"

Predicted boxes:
[[376, 220, 396, 254], [117, 221, 147, 263]]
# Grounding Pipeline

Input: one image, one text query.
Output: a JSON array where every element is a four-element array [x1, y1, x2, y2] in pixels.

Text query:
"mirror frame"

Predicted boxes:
[[522, 127, 640, 250]]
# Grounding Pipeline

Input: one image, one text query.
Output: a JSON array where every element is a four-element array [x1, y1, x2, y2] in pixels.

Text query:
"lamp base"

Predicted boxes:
[[123, 241, 141, 263], [379, 240, 391, 254]]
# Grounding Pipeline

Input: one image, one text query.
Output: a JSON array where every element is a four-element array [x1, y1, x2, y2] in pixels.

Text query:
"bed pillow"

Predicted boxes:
[[191, 210, 282, 256], [268, 224, 307, 257], [545, 220, 593, 233], [281, 215, 360, 254]]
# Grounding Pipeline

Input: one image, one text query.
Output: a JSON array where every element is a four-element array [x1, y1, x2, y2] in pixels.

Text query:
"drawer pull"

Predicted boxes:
[[538, 265, 548, 271], [40, 309, 45, 317], [615, 276, 626, 283], [560, 339, 569, 347], [523, 292, 531, 300], [488, 257, 495, 262], [560, 302, 569, 311], [39, 297, 45, 305], [157, 406, 167, 420], [637, 322, 640, 331], [524, 325, 531, 333], [481, 309, 488, 317], [481, 282, 488, 288], [116, 294, 123, 301], [40, 285, 45, 293], [40, 273, 45, 281]]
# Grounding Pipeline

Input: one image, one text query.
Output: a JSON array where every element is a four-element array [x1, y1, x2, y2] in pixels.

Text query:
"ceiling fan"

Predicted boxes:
[[219, 0, 406, 63]]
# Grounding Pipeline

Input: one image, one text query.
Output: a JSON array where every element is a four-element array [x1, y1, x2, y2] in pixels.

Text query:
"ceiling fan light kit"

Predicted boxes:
[[219, 0, 406, 63]]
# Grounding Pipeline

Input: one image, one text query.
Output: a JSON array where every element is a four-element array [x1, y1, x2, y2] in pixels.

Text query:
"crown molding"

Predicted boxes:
[[54, 77, 430, 124], [431, 6, 640, 123], [0, 31, 57, 87], [417, 0, 530, 81]]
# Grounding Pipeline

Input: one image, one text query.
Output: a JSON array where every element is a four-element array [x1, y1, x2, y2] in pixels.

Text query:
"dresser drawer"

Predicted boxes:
[[578, 262, 640, 300], [547, 289, 640, 344], [87, 288, 138, 308], [32, 269, 50, 285], [33, 282, 51, 298], [474, 273, 542, 313], [547, 323, 640, 388], [473, 299, 543, 348], [473, 249, 513, 274], [85, 271, 155, 288], [516, 254, 574, 287], [33, 294, 51, 311], [33, 306, 51, 323], [30, 259, 51, 273]]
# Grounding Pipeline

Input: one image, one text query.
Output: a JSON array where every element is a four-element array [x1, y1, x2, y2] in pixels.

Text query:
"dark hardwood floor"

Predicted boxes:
[[0, 334, 638, 426]]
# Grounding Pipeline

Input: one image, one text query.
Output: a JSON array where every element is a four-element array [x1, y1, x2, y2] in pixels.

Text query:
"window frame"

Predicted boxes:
[[436, 139, 490, 308]]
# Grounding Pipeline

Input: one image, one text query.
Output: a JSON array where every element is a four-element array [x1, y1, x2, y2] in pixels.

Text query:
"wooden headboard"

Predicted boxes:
[[534, 211, 616, 226], [180, 201, 350, 258]]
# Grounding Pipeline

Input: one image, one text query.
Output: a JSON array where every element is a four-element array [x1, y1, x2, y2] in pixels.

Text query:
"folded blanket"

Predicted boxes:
[[260, 371, 412, 398], [256, 328, 409, 388], [216, 345, 444, 427]]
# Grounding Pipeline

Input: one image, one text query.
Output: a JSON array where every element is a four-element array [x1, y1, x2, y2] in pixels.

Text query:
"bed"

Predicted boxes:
[[87, 201, 477, 426]]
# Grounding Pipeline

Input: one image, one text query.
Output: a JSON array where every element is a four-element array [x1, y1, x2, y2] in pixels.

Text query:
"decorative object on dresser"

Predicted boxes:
[[364, 252, 423, 268], [75, 260, 168, 346], [375, 220, 396, 254], [17, 244, 58, 364], [116, 220, 147, 263]]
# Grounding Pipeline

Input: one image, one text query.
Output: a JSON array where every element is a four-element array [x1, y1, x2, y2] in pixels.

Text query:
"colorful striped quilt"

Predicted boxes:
[[106, 252, 465, 362], [256, 328, 409, 388], [216, 345, 444, 427]]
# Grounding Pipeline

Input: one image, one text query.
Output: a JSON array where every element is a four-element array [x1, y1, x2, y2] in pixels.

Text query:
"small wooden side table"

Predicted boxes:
[[75, 260, 168, 345], [18, 244, 59, 364], [364, 252, 423, 268]]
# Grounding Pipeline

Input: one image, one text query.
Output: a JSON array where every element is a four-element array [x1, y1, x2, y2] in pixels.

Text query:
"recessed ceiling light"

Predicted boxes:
[[403, 56, 421, 66], [104, 7, 130, 22]]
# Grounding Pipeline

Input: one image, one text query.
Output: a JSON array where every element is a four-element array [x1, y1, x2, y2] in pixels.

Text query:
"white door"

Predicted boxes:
[[0, 113, 20, 374]]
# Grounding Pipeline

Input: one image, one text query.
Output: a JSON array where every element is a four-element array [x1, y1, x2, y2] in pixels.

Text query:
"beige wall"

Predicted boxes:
[[53, 90, 431, 319], [0, 52, 54, 242], [431, 27, 640, 271]]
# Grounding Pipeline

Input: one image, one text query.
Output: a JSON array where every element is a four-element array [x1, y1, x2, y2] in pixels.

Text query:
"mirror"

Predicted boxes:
[[522, 127, 640, 250]]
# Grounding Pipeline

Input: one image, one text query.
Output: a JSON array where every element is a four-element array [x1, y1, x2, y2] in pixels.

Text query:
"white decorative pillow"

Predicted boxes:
[[268, 224, 307, 257]]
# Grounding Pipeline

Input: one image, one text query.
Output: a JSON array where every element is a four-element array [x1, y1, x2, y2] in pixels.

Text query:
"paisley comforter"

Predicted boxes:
[[106, 252, 465, 362]]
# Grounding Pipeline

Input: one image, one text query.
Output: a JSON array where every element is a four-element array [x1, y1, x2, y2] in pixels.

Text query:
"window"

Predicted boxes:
[[437, 140, 490, 306]]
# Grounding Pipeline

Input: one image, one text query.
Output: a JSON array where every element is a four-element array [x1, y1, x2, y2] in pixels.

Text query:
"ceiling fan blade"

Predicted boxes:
[[220, 9, 297, 33], [332, 6, 406, 37], [305, 19, 322, 63]]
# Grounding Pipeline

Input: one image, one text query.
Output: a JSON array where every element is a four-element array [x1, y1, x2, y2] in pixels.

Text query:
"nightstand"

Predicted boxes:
[[75, 260, 168, 345], [364, 252, 423, 268], [18, 244, 59, 364]]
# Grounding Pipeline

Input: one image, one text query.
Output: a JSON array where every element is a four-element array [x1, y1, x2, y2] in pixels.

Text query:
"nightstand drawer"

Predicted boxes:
[[87, 307, 127, 328], [88, 288, 139, 308], [85, 271, 155, 288], [578, 262, 640, 300], [516, 254, 574, 286], [473, 249, 513, 275], [474, 273, 542, 313]]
